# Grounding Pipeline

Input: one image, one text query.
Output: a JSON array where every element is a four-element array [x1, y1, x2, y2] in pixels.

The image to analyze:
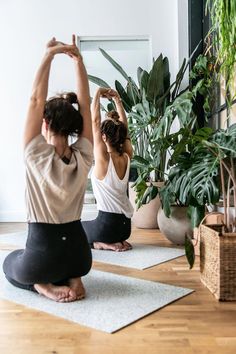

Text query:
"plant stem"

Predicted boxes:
[[226, 175, 231, 230], [220, 161, 227, 228], [231, 157, 236, 232]]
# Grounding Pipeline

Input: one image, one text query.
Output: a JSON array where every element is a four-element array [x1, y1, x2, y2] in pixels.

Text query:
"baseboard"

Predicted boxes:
[[0, 204, 98, 222]]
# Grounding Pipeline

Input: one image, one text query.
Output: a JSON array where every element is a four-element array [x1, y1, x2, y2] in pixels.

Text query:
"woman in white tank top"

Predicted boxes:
[[82, 88, 134, 251]]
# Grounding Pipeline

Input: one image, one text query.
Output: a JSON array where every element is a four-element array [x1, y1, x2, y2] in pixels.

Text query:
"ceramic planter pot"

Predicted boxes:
[[129, 182, 163, 229], [157, 206, 193, 245]]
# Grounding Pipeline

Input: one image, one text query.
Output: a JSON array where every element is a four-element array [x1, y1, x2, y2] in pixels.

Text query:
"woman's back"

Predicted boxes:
[[25, 135, 93, 224], [91, 152, 133, 218]]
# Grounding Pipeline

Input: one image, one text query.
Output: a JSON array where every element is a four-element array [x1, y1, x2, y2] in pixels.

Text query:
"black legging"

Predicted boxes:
[[82, 210, 131, 246], [3, 220, 92, 291]]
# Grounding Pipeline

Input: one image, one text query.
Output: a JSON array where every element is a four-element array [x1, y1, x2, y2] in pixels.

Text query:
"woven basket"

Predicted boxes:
[[200, 224, 236, 301]]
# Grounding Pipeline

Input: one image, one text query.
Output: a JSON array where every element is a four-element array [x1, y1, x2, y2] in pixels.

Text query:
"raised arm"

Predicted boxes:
[[66, 35, 93, 144], [111, 91, 128, 127], [107, 89, 133, 158], [91, 88, 108, 159], [23, 38, 72, 148]]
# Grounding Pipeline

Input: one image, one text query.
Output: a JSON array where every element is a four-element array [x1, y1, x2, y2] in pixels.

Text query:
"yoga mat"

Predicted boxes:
[[0, 251, 193, 333], [0, 232, 185, 269]]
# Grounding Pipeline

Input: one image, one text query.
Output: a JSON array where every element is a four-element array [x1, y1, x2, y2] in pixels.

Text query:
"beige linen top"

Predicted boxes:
[[24, 135, 93, 224]]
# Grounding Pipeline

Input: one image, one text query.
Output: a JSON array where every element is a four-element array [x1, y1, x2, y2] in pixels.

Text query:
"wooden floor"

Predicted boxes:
[[0, 223, 236, 354]]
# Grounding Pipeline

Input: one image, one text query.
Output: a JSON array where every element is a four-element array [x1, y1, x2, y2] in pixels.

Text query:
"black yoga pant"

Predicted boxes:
[[3, 220, 92, 291], [82, 210, 131, 245]]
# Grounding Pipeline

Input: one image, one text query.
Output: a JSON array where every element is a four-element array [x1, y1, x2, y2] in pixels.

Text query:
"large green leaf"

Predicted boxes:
[[137, 67, 143, 88], [188, 205, 205, 228], [132, 155, 150, 166], [169, 151, 220, 208], [88, 75, 110, 88], [147, 54, 165, 102], [159, 183, 176, 217], [171, 58, 187, 100], [115, 80, 132, 112], [99, 48, 130, 81], [163, 57, 171, 92], [126, 80, 140, 106], [140, 70, 150, 92], [141, 185, 158, 205]]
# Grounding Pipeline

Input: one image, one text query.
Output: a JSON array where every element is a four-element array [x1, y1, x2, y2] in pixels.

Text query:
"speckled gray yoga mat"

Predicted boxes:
[[0, 251, 193, 333], [0, 232, 185, 269]]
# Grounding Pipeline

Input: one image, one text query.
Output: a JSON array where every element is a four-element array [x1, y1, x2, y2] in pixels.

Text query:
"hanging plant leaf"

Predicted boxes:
[[185, 235, 195, 269], [188, 205, 205, 229]]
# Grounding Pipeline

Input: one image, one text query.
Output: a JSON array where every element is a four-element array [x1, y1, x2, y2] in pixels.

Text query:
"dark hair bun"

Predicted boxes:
[[106, 110, 120, 121], [100, 118, 127, 155], [44, 92, 83, 137], [62, 92, 78, 105]]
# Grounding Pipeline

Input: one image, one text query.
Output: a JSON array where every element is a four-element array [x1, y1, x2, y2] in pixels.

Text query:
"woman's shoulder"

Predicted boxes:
[[72, 136, 94, 168], [24, 134, 54, 160], [71, 136, 93, 151]]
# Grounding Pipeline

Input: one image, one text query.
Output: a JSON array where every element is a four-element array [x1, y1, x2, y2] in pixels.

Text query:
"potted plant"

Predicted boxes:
[[157, 122, 220, 246], [159, 117, 236, 301], [190, 0, 236, 300], [152, 48, 218, 245]]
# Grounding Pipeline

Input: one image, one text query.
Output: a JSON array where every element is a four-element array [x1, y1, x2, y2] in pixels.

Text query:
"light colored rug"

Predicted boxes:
[[0, 231, 26, 247], [0, 251, 193, 333], [92, 244, 185, 269], [0, 232, 185, 269]]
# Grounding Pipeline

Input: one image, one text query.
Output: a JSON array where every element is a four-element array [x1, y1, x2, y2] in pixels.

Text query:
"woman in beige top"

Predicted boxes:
[[3, 35, 93, 302]]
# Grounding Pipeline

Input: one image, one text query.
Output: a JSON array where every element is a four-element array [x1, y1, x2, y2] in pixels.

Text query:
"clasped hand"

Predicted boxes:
[[46, 34, 81, 60], [99, 88, 121, 102]]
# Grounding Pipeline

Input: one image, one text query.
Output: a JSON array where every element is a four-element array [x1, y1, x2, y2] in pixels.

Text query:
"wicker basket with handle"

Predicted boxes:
[[200, 224, 236, 301]]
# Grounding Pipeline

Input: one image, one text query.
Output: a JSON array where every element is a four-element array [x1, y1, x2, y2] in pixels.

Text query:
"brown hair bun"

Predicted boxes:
[[106, 110, 120, 122]]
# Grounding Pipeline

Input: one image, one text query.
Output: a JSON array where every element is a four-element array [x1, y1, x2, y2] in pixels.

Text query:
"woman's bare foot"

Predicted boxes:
[[93, 241, 129, 252], [34, 283, 77, 302], [122, 240, 132, 250], [68, 277, 86, 300]]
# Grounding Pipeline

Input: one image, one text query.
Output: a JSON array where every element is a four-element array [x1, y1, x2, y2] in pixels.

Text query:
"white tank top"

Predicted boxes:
[[91, 153, 134, 218]]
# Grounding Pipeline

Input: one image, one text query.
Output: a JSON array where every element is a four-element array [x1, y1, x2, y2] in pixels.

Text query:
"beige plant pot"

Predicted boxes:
[[129, 182, 163, 229], [157, 206, 193, 245]]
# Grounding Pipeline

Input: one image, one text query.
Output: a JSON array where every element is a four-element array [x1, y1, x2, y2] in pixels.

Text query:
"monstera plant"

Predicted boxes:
[[159, 122, 236, 268]]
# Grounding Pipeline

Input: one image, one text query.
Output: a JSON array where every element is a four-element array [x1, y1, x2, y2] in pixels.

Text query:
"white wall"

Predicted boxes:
[[0, 0, 188, 221]]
